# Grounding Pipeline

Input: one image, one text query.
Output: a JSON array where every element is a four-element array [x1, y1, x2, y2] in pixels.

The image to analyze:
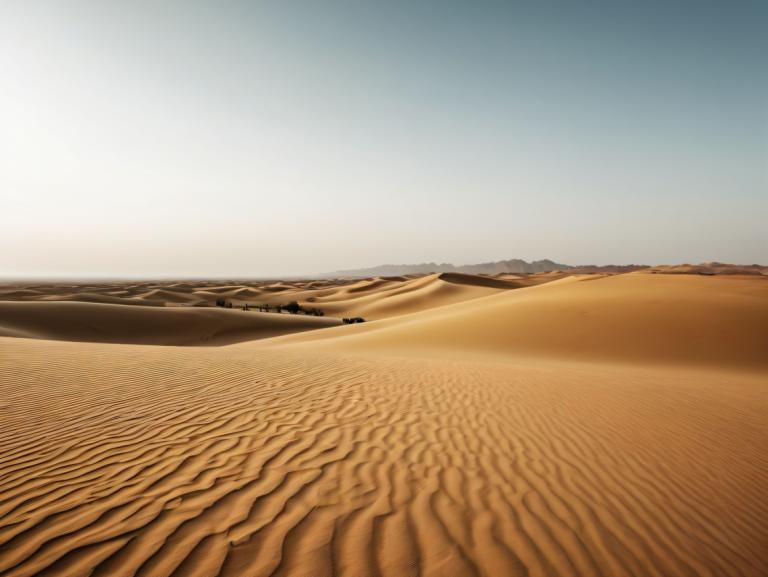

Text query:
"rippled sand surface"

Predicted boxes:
[[1, 273, 766, 576]]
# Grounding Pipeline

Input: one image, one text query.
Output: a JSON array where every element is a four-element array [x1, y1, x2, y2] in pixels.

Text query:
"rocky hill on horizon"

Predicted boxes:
[[321, 259, 664, 278], [325, 258, 572, 277]]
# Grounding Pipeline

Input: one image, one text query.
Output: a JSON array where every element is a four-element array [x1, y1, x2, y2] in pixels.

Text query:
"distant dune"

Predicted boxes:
[[0, 301, 340, 346], [0, 269, 766, 576], [0, 273, 560, 322], [644, 262, 768, 275], [437, 271, 524, 288], [286, 273, 514, 319], [280, 273, 768, 370], [40, 292, 168, 307]]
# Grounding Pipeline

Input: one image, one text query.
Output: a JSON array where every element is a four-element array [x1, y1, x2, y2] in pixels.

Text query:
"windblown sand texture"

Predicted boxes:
[[1, 271, 766, 576]]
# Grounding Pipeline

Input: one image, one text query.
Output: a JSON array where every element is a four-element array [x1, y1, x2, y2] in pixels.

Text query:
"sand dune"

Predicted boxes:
[[645, 263, 768, 275], [0, 271, 766, 576], [40, 292, 167, 307], [307, 273, 509, 319], [0, 338, 765, 577], [280, 274, 768, 370], [437, 271, 523, 288], [267, 272, 553, 320], [0, 272, 558, 320], [0, 301, 339, 346], [0, 289, 43, 298], [133, 289, 202, 304]]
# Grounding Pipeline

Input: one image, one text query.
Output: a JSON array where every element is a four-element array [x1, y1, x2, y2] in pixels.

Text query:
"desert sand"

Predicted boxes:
[[0, 302, 340, 346], [0, 271, 766, 576]]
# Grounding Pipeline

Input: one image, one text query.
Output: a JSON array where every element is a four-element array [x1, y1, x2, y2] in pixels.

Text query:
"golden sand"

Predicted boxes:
[[1, 272, 766, 576]]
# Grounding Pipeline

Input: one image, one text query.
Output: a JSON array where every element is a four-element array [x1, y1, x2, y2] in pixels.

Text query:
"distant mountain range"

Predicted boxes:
[[323, 259, 647, 277]]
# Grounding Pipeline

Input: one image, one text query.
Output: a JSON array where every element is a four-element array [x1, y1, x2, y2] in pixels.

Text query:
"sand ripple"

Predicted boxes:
[[0, 339, 765, 576]]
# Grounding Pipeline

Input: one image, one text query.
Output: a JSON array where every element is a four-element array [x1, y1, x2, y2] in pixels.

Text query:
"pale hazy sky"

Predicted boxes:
[[1, 0, 766, 277]]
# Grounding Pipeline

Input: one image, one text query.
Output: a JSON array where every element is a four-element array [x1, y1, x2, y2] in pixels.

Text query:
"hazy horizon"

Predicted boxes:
[[2, 0, 766, 277]]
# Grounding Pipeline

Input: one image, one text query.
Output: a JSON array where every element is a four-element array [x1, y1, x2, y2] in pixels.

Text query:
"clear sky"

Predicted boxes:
[[1, 0, 766, 277]]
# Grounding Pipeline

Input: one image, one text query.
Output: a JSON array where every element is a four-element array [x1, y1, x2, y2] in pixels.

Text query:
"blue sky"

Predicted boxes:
[[1, 0, 765, 276]]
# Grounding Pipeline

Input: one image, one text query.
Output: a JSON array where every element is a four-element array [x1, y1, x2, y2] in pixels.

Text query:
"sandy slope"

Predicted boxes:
[[278, 274, 768, 370], [0, 301, 340, 346], [0, 273, 766, 576], [0, 339, 765, 577], [301, 273, 510, 319]]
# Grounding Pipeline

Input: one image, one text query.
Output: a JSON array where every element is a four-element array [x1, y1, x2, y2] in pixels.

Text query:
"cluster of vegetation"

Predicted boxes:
[[283, 301, 325, 316], [215, 299, 324, 316], [342, 317, 366, 324]]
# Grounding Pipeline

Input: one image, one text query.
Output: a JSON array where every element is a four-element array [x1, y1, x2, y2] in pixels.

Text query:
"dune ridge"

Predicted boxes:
[[0, 272, 559, 320]]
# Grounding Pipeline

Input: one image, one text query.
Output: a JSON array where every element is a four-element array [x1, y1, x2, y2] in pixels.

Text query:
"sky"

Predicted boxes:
[[1, 0, 766, 277]]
